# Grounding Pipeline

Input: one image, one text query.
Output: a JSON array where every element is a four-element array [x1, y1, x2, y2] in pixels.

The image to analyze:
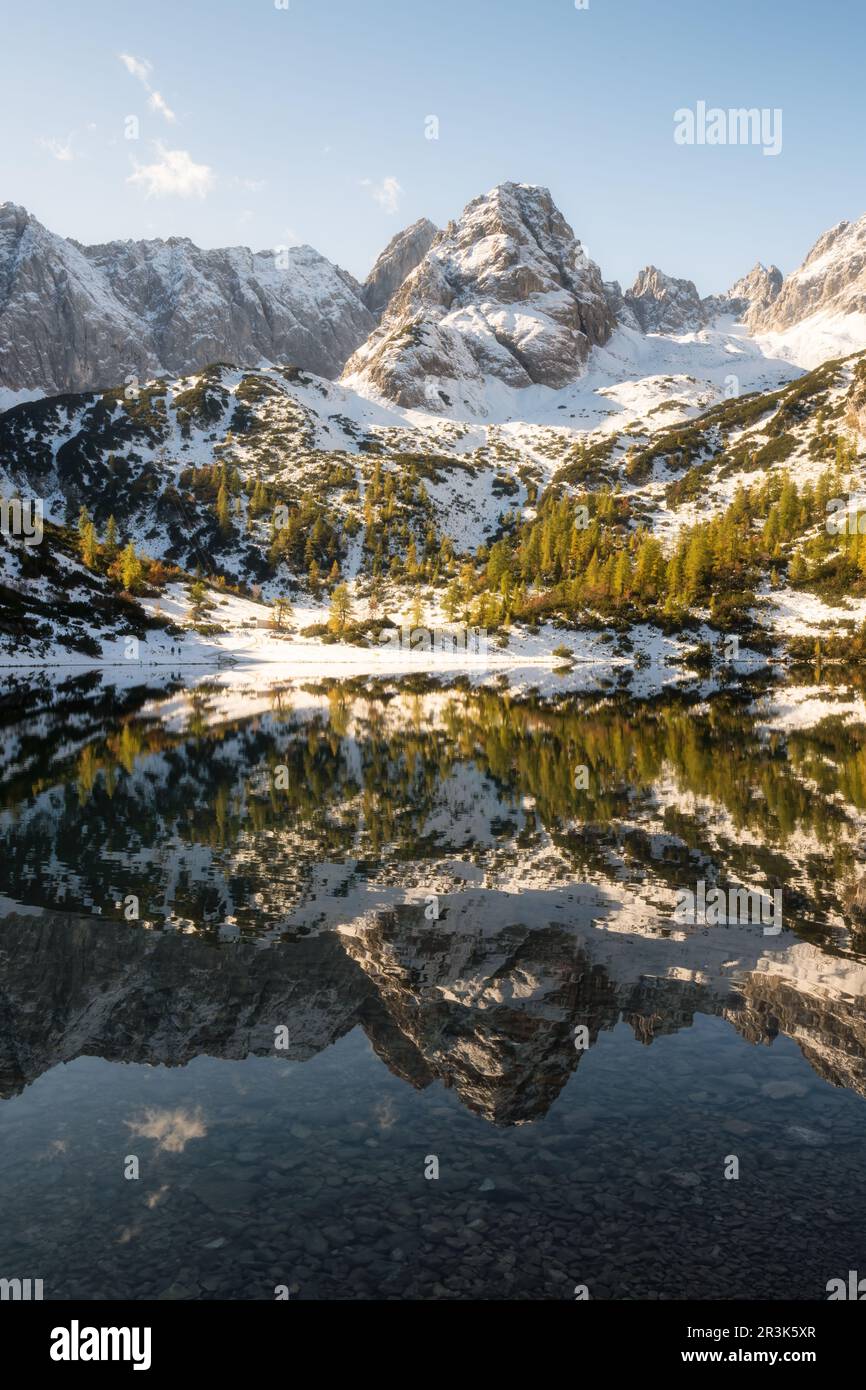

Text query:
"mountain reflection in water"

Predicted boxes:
[[1, 672, 866, 1299]]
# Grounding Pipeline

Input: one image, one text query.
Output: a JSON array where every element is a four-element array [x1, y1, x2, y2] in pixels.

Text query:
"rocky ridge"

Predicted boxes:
[[343, 182, 617, 409], [361, 217, 438, 318], [0, 202, 376, 394]]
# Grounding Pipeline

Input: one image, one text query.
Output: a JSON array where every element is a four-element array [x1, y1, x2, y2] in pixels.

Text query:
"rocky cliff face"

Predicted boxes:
[[727, 261, 783, 318], [625, 266, 708, 332], [342, 182, 616, 410], [746, 215, 866, 333], [616, 260, 787, 334], [622, 265, 737, 333], [361, 217, 438, 318], [5, 192, 866, 406], [0, 202, 376, 394]]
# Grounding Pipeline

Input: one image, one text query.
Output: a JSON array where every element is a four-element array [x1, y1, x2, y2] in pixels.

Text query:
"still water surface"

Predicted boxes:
[[1, 672, 865, 1299]]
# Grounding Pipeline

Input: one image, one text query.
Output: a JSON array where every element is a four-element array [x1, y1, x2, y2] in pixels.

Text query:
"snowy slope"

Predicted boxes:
[[748, 214, 866, 336], [343, 182, 616, 409], [0, 202, 376, 394], [343, 187, 866, 419]]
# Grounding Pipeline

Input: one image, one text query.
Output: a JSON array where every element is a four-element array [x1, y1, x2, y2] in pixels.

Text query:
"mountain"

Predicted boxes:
[[618, 262, 785, 334], [342, 185, 866, 414], [5, 189, 866, 409], [620, 220, 866, 345], [747, 214, 866, 335], [361, 217, 438, 317], [0, 202, 377, 395], [342, 182, 616, 410], [2, 345, 864, 667], [2, 670, 866, 1115], [727, 261, 783, 318], [2, 180, 866, 675], [623, 265, 719, 333], [5, 900, 866, 1119]]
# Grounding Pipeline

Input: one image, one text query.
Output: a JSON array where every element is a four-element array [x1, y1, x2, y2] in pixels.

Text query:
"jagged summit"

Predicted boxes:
[[624, 265, 710, 333], [747, 214, 866, 334], [342, 182, 616, 410], [0, 202, 376, 393], [727, 261, 783, 313], [4, 191, 866, 401], [619, 263, 782, 333], [361, 217, 438, 318]]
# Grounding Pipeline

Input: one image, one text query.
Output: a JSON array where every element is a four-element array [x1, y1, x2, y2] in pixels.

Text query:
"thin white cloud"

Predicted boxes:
[[361, 175, 403, 214], [125, 1107, 206, 1154], [39, 135, 75, 162], [127, 144, 215, 199], [119, 52, 151, 83], [148, 90, 176, 123], [231, 175, 266, 193], [119, 52, 176, 123]]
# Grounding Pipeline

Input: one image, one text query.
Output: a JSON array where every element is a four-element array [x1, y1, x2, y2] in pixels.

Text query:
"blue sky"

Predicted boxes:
[[1, 0, 863, 291]]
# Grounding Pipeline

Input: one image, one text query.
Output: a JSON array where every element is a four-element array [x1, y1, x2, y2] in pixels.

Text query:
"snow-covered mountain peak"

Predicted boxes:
[[0, 200, 33, 224], [4, 190, 866, 410], [342, 181, 615, 412], [727, 261, 783, 315], [623, 265, 710, 333], [0, 208, 377, 394], [437, 181, 600, 296], [748, 212, 866, 336]]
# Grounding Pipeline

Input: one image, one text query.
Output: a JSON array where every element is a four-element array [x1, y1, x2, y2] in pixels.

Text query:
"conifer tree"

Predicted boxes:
[[273, 595, 294, 629], [81, 521, 99, 569], [410, 589, 423, 629], [443, 578, 462, 622], [328, 582, 353, 634], [188, 577, 208, 620], [120, 541, 143, 594], [216, 483, 231, 536]]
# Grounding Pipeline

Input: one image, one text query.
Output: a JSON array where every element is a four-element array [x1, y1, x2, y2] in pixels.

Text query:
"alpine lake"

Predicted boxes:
[[1, 663, 866, 1301]]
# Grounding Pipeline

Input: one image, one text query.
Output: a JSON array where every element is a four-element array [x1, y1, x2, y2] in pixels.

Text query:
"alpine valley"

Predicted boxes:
[[6, 178, 866, 1312], [2, 180, 866, 690]]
